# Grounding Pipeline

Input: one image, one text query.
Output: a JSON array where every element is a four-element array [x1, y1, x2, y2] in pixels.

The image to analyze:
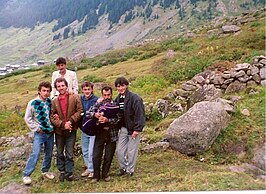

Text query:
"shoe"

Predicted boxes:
[[59, 172, 65, 182], [91, 178, 99, 183], [42, 172, 55, 180], [118, 168, 126, 176], [65, 174, 79, 181], [23, 176, 32, 185], [88, 172, 94, 178], [81, 169, 90, 177], [127, 172, 134, 177], [104, 176, 111, 182]]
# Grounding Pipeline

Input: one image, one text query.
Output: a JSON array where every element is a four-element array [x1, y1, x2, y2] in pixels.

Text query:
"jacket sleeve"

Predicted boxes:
[[24, 101, 39, 132], [132, 95, 145, 132], [72, 72, 79, 94], [51, 71, 57, 98], [50, 99, 64, 128], [69, 95, 83, 124]]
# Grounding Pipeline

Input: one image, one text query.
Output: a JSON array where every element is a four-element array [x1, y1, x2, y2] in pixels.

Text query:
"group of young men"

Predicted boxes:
[[22, 57, 145, 185]]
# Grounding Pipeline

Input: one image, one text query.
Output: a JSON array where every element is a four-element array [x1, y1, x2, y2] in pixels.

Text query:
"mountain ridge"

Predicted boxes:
[[0, 0, 264, 66]]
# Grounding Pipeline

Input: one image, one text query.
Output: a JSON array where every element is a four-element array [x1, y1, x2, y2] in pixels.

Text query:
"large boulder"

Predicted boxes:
[[165, 99, 232, 155]]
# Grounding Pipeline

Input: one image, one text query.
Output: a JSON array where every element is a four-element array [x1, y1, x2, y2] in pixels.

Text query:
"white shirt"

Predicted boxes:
[[51, 69, 78, 98]]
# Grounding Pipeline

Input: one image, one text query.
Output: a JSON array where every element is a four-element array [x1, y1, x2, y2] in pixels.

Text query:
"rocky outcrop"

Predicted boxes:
[[168, 56, 266, 110], [165, 99, 232, 155]]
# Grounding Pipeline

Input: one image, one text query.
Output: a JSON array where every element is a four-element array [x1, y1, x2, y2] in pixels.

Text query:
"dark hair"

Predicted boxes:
[[101, 85, 112, 94], [38, 81, 52, 92], [54, 77, 68, 88], [56, 57, 66, 66], [81, 81, 94, 90], [115, 77, 129, 87]]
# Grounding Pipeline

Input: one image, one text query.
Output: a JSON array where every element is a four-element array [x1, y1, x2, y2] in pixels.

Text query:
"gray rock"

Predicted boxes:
[[0, 183, 30, 194], [259, 67, 266, 79], [142, 142, 170, 153], [246, 80, 257, 87], [259, 59, 266, 66], [211, 75, 224, 85], [225, 80, 246, 94], [221, 25, 241, 33], [189, 85, 223, 108], [235, 70, 246, 78], [252, 74, 261, 83], [261, 80, 266, 86], [241, 109, 250, 116], [252, 142, 266, 171], [181, 83, 197, 91], [192, 75, 205, 85], [166, 100, 231, 155], [227, 96, 242, 104], [173, 89, 191, 98], [238, 74, 251, 83], [235, 63, 250, 71], [224, 78, 234, 85], [250, 66, 259, 75], [222, 73, 231, 79]]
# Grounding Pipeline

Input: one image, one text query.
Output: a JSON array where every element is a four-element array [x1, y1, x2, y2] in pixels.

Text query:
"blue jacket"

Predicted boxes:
[[80, 94, 98, 132], [81, 94, 98, 114]]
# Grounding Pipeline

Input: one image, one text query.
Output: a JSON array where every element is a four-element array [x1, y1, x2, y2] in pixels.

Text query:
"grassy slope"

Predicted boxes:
[[0, 12, 265, 192]]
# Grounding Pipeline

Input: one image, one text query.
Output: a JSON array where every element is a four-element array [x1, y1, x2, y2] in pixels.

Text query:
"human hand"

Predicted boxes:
[[64, 121, 72, 130], [99, 116, 108, 123], [131, 131, 139, 139], [53, 114, 59, 120]]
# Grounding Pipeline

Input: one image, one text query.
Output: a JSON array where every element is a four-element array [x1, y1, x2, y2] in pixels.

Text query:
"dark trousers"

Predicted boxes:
[[55, 131, 76, 177], [93, 129, 116, 180]]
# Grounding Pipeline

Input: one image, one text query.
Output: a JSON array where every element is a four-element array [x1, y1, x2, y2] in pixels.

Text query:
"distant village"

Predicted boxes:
[[0, 60, 53, 76]]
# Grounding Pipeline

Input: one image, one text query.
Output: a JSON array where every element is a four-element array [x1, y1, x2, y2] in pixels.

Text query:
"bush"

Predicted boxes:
[[130, 75, 168, 96]]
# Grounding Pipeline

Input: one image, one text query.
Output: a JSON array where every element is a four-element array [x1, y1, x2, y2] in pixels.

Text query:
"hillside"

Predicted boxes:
[[0, 0, 264, 66], [0, 7, 265, 192]]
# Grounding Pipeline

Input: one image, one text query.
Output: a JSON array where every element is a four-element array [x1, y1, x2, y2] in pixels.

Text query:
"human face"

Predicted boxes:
[[82, 86, 93, 98], [102, 90, 112, 100], [56, 63, 67, 74], [116, 84, 127, 95], [55, 81, 68, 95], [39, 87, 51, 101]]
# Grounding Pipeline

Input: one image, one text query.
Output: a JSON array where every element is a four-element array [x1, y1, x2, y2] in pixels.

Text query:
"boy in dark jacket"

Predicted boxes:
[[114, 77, 145, 176]]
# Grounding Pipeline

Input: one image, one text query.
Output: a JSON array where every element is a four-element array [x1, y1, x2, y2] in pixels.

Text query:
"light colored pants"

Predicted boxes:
[[81, 132, 95, 173], [116, 127, 141, 173]]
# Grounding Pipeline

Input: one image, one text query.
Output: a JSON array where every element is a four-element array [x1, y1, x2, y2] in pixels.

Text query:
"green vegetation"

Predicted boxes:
[[0, 13, 265, 192]]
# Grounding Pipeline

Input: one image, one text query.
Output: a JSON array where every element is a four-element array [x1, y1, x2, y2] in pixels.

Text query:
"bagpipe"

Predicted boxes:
[[81, 101, 120, 136]]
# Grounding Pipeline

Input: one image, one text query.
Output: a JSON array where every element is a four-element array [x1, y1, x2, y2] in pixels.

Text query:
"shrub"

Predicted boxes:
[[130, 75, 168, 96]]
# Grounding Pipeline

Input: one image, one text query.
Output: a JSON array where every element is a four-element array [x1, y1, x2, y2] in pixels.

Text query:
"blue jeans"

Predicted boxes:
[[81, 132, 95, 173], [23, 132, 54, 177], [55, 131, 76, 177]]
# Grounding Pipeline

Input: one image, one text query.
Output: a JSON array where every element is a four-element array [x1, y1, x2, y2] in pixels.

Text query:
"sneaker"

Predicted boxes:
[[23, 176, 32, 185], [59, 172, 65, 182], [42, 172, 55, 180], [88, 172, 94, 178], [118, 168, 126, 176], [81, 169, 90, 177], [91, 178, 99, 183], [104, 176, 111, 182]]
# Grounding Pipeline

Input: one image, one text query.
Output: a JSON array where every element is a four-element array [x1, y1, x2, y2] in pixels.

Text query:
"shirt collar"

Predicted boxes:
[[58, 92, 68, 100]]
